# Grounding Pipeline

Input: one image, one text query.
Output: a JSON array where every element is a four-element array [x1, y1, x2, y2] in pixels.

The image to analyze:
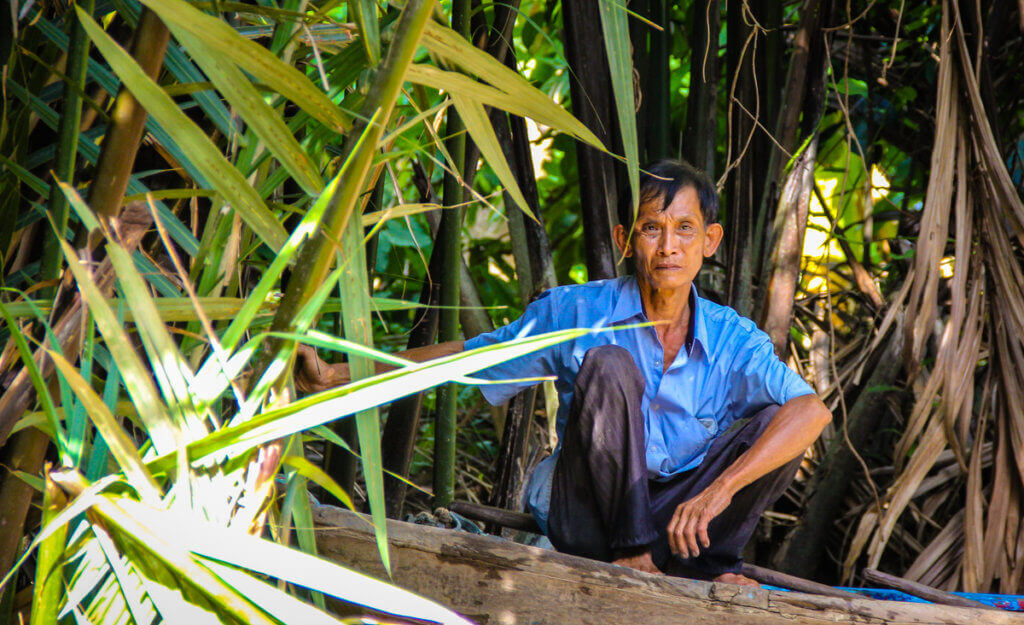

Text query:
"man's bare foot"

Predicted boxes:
[[612, 551, 662, 575], [712, 572, 760, 587]]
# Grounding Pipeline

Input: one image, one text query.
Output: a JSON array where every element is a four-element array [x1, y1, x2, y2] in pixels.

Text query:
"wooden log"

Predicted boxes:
[[862, 568, 998, 611], [313, 505, 1014, 625], [449, 501, 541, 534]]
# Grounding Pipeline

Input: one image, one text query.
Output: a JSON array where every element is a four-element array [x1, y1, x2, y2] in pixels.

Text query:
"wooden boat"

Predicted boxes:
[[313, 505, 1021, 625]]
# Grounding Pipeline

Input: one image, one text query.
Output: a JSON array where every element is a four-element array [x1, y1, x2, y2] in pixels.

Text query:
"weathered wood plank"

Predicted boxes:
[[313, 505, 1018, 625]]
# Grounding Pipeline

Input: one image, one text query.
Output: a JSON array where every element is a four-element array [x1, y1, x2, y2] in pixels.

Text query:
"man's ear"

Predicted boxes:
[[613, 223, 633, 257], [703, 223, 724, 258]]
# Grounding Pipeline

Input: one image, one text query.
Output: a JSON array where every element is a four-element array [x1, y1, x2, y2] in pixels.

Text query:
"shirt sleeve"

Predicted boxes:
[[726, 326, 815, 420], [463, 289, 563, 406]]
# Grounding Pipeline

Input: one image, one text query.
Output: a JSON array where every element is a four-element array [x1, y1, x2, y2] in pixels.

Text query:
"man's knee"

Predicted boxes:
[[577, 344, 642, 388], [743, 404, 780, 437]]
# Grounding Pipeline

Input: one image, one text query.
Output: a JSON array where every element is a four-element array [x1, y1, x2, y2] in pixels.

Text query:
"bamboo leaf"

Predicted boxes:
[[280, 455, 355, 511], [597, 0, 639, 214], [0, 300, 68, 460], [406, 63, 604, 150], [418, 20, 603, 150], [76, 8, 288, 252], [87, 495, 279, 625], [112, 499, 473, 625], [349, 0, 380, 65], [451, 94, 532, 218], [56, 237, 179, 456], [361, 202, 442, 226], [173, 29, 324, 196], [103, 241, 208, 437], [336, 205, 390, 574], [48, 350, 163, 503], [134, 0, 349, 132], [147, 325, 598, 475], [202, 560, 344, 625]]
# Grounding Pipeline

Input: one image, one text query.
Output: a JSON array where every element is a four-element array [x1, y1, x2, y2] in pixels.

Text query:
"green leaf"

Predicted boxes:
[[76, 8, 288, 252], [87, 495, 279, 625], [113, 499, 473, 625], [147, 325, 599, 476], [173, 29, 324, 196], [134, 0, 349, 132], [335, 204, 390, 575], [0, 300, 68, 461], [47, 350, 163, 503], [103, 241, 209, 437], [349, 0, 380, 65], [597, 0, 639, 215], [451, 94, 533, 219], [406, 63, 604, 150], [280, 455, 355, 511], [55, 236, 179, 456]]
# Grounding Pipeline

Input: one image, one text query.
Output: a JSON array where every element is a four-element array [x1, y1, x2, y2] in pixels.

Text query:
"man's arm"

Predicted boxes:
[[666, 394, 831, 558], [294, 340, 465, 393]]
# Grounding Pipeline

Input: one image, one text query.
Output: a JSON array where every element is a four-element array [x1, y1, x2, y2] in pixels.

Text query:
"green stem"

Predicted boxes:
[[432, 0, 471, 510], [85, 8, 170, 222], [260, 0, 435, 368], [29, 467, 68, 625], [41, 0, 95, 295]]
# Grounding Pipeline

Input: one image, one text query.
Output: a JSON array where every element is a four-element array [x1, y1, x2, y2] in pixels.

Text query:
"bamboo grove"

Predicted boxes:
[[1, 0, 1024, 620]]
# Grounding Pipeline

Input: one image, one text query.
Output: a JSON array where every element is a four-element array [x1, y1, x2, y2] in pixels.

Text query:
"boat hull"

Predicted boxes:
[[313, 505, 1018, 625]]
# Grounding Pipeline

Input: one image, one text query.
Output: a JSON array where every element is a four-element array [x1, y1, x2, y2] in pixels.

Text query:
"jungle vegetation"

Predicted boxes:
[[1, 0, 1024, 621]]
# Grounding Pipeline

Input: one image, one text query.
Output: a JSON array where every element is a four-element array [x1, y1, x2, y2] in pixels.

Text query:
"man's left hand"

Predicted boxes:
[[667, 481, 733, 559]]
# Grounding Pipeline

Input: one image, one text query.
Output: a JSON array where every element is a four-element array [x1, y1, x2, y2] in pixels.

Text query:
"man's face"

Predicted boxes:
[[613, 186, 724, 292]]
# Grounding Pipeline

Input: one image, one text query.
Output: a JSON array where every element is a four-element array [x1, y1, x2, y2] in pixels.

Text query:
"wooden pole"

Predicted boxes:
[[862, 568, 998, 611], [433, 0, 471, 509], [740, 564, 860, 599]]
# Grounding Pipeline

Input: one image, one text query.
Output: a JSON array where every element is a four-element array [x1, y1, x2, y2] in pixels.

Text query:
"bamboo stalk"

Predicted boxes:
[[682, 0, 720, 176], [259, 0, 434, 369], [86, 8, 170, 221], [41, 0, 95, 293], [433, 0, 471, 510], [28, 466, 68, 625]]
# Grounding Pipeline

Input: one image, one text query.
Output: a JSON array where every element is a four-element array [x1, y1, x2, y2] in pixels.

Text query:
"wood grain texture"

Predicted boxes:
[[313, 505, 1017, 625]]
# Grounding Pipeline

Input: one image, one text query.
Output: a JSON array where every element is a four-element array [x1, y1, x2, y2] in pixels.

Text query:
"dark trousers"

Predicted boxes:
[[547, 345, 802, 577]]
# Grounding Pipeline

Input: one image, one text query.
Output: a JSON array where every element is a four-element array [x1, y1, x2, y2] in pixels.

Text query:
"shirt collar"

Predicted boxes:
[[611, 277, 709, 357]]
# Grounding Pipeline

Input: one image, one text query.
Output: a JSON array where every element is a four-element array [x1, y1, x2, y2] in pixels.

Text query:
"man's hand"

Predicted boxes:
[[294, 344, 350, 393], [667, 481, 733, 559], [293, 340, 466, 394]]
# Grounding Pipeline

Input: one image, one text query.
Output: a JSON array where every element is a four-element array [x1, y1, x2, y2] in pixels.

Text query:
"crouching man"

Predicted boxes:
[[297, 159, 831, 586]]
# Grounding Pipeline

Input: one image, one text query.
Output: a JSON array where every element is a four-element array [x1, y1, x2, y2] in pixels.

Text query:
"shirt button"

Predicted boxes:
[[652, 403, 660, 411]]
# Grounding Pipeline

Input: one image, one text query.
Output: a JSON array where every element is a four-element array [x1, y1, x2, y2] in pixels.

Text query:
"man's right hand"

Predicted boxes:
[[294, 344, 350, 393]]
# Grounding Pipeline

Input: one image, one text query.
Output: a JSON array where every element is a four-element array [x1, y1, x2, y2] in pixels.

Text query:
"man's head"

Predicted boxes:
[[613, 159, 724, 292]]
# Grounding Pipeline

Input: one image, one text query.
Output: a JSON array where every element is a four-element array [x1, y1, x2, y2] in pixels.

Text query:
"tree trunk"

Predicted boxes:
[[760, 136, 818, 356], [757, 0, 832, 354], [631, 0, 670, 163], [682, 0, 721, 178], [381, 280, 440, 517], [562, 0, 619, 278], [774, 330, 904, 580]]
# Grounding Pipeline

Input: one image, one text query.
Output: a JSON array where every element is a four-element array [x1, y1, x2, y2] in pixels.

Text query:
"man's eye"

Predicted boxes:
[[642, 224, 659, 232]]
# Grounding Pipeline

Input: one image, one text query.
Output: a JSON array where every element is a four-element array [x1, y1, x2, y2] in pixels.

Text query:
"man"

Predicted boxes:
[[297, 159, 831, 586]]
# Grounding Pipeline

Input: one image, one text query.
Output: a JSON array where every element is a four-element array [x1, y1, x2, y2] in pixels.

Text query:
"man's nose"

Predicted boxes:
[[658, 230, 679, 254]]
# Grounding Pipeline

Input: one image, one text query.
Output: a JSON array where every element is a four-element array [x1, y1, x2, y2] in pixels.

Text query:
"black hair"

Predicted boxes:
[[617, 159, 720, 232]]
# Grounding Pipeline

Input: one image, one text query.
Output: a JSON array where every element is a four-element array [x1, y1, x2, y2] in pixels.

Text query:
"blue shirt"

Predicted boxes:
[[463, 276, 814, 533]]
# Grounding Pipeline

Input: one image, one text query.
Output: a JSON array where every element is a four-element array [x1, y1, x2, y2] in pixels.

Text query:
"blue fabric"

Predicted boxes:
[[463, 276, 815, 533]]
